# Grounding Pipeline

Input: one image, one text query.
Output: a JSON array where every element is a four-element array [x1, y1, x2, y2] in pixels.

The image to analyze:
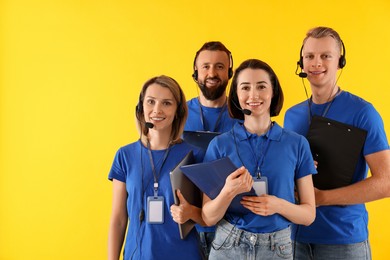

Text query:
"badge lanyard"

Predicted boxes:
[[307, 87, 342, 124], [146, 140, 171, 197], [233, 123, 273, 178], [198, 98, 227, 132]]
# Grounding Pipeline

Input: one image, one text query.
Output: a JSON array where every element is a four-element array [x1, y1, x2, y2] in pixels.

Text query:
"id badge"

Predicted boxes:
[[147, 196, 164, 224], [252, 176, 268, 196]]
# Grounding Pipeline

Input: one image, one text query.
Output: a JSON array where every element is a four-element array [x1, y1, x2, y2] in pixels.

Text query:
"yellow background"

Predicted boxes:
[[1, 0, 389, 259]]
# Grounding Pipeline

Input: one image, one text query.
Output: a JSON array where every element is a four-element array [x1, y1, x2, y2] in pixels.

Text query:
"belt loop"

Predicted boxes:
[[199, 231, 205, 242], [270, 233, 275, 251], [234, 227, 241, 246]]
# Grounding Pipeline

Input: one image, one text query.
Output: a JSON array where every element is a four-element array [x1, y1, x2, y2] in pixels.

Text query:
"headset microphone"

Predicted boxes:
[[232, 99, 252, 115], [242, 108, 252, 115], [145, 122, 154, 129], [295, 62, 307, 78], [299, 72, 308, 78]]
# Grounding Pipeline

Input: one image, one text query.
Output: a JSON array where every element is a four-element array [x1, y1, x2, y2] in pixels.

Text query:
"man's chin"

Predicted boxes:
[[199, 82, 227, 100], [202, 92, 224, 101]]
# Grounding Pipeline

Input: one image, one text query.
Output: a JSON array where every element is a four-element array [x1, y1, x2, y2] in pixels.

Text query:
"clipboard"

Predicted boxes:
[[169, 151, 202, 239], [306, 116, 367, 190], [180, 157, 256, 215], [182, 131, 220, 151]]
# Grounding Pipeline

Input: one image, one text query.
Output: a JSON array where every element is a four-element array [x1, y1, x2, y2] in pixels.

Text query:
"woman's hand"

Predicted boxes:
[[170, 190, 192, 224], [221, 166, 253, 198], [241, 194, 281, 216]]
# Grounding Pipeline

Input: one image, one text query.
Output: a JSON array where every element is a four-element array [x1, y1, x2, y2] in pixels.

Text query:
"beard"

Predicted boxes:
[[198, 77, 228, 101]]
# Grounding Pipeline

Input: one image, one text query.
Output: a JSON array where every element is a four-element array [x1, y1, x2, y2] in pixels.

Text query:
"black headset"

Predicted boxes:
[[298, 40, 346, 69], [192, 51, 234, 81]]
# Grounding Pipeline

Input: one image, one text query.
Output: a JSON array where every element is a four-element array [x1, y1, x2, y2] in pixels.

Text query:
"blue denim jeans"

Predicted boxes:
[[293, 240, 371, 260], [199, 231, 215, 259], [209, 219, 293, 260]]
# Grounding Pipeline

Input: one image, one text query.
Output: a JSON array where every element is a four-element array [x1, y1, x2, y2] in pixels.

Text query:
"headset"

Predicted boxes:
[[298, 39, 346, 69], [192, 50, 234, 81]]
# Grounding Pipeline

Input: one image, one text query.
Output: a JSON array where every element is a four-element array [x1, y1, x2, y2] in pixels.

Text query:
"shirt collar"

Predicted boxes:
[[233, 121, 283, 142]]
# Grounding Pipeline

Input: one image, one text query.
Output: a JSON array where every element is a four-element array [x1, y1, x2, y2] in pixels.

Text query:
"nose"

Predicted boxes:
[[249, 88, 260, 100], [312, 56, 322, 67], [250, 88, 260, 99], [153, 102, 162, 114], [208, 66, 217, 77]]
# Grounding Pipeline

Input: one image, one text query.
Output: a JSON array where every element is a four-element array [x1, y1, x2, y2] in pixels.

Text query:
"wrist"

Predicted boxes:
[[220, 186, 236, 201]]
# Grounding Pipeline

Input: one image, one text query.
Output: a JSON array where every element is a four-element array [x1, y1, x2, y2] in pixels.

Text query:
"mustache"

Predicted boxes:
[[205, 76, 221, 81]]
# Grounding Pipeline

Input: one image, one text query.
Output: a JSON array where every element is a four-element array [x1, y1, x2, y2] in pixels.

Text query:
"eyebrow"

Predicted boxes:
[[304, 51, 333, 55], [239, 81, 269, 85], [200, 62, 225, 67], [145, 96, 175, 102]]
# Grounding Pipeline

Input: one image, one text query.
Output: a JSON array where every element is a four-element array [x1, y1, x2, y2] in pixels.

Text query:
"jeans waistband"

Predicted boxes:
[[217, 219, 291, 246]]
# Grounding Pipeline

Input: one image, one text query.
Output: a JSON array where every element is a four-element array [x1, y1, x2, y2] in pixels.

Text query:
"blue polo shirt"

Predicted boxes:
[[108, 140, 204, 259], [284, 90, 389, 244], [204, 122, 317, 233]]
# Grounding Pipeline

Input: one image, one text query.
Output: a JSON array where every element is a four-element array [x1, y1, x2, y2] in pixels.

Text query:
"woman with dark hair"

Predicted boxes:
[[202, 59, 317, 260], [108, 75, 204, 260]]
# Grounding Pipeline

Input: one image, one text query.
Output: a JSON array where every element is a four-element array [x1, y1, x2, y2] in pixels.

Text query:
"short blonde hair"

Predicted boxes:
[[303, 26, 343, 54]]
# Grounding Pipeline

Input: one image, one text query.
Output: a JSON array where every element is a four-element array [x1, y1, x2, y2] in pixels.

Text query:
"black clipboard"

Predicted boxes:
[[306, 116, 367, 190], [180, 157, 256, 214], [182, 131, 220, 151], [169, 151, 202, 239]]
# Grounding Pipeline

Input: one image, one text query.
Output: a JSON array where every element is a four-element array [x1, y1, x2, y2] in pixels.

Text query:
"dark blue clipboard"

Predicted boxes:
[[180, 157, 256, 214], [182, 131, 220, 151]]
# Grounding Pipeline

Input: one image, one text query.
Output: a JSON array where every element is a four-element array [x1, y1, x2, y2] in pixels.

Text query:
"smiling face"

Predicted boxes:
[[236, 68, 273, 118], [143, 83, 177, 133], [195, 50, 230, 100], [302, 36, 341, 89]]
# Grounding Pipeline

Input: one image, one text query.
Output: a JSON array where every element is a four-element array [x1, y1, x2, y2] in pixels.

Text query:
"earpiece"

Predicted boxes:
[[191, 70, 198, 81], [135, 93, 144, 118], [338, 40, 346, 69], [177, 87, 186, 118], [228, 55, 233, 79], [298, 44, 305, 69], [297, 40, 346, 70], [228, 66, 233, 79]]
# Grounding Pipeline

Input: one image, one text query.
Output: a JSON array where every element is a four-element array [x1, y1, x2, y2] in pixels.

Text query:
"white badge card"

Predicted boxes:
[[147, 196, 164, 224], [252, 176, 268, 196]]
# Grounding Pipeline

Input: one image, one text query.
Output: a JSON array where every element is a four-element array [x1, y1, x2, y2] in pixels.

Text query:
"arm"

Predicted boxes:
[[108, 180, 128, 260], [201, 167, 253, 226], [241, 174, 316, 226], [315, 150, 390, 206], [170, 190, 206, 226]]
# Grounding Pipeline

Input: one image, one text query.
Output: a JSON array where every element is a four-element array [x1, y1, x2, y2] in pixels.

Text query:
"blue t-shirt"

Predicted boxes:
[[284, 90, 389, 244], [184, 97, 237, 133], [204, 122, 317, 233], [108, 140, 204, 259]]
